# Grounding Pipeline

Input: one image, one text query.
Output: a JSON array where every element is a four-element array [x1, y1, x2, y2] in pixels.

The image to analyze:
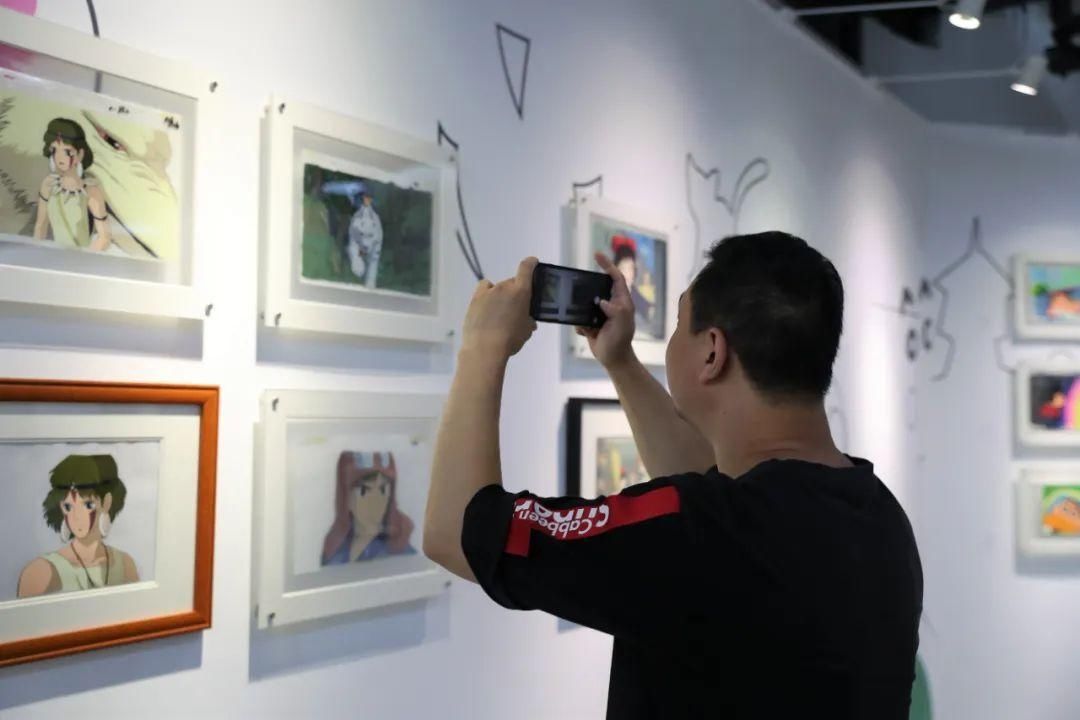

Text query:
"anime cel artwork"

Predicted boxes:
[[301, 159, 434, 297], [321, 451, 417, 565], [1029, 263, 1080, 324], [1031, 374, 1080, 431], [0, 69, 182, 260], [596, 437, 649, 496], [1041, 486, 1080, 537], [589, 216, 666, 341], [16, 454, 138, 598]]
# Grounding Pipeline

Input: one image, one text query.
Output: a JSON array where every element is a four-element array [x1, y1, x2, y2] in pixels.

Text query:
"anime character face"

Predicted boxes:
[[60, 488, 110, 540], [350, 469, 391, 537], [1051, 391, 1067, 409], [49, 137, 83, 174]]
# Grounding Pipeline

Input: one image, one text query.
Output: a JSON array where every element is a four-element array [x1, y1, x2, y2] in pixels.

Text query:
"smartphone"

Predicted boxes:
[[530, 262, 613, 328]]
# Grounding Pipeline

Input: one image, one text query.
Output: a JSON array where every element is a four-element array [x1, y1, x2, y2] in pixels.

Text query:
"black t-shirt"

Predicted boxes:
[[462, 456, 923, 719]]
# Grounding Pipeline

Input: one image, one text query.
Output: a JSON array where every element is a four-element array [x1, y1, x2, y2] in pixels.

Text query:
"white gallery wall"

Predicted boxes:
[[1, 0, 926, 718], [917, 126, 1080, 720]]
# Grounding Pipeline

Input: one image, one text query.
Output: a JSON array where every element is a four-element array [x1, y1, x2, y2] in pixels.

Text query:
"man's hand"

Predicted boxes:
[[576, 252, 637, 369], [462, 257, 539, 360]]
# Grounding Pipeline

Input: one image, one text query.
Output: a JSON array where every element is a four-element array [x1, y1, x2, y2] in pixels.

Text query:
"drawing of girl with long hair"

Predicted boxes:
[[321, 451, 416, 565], [17, 454, 139, 598], [32, 117, 112, 251]]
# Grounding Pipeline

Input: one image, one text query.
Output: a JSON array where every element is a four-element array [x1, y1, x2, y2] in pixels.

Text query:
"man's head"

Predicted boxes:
[[666, 232, 843, 427]]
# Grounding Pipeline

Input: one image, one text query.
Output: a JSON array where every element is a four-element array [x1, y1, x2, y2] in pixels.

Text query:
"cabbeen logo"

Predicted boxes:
[[503, 486, 681, 557], [512, 498, 611, 540]]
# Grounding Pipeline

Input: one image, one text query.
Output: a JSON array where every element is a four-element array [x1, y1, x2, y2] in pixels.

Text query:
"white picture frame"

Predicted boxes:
[[1015, 466, 1080, 558], [1015, 361, 1080, 448], [262, 98, 457, 342], [569, 196, 676, 366], [1013, 254, 1080, 341], [0, 9, 214, 320], [254, 389, 449, 628]]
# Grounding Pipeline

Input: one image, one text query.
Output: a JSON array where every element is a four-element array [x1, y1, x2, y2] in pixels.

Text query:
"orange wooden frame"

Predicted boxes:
[[0, 379, 219, 668]]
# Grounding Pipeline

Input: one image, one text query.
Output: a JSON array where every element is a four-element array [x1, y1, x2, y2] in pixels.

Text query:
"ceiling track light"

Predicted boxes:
[[1011, 54, 1049, 96], [949, 0, 987, 30]]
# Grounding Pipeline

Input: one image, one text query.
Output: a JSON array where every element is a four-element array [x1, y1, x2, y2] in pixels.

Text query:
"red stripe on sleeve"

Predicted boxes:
[[503, 486, 681, 557]]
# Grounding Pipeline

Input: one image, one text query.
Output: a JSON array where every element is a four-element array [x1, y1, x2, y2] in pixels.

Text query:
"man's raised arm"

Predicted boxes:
[[578, 253, 714, 478]]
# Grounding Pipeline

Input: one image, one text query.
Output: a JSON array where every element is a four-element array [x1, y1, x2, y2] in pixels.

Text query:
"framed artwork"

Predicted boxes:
[[255, 390, 449, 628], [262, 99, 457, 341], [1014, 255, 1080, 340], [0, 9, 214, 320], [566, 398, 650, 499], [1015, 467, 1080, 557], [570, 196, 675, 366], [0, 379, 218, 667], [1015, 362, 1080, 447]]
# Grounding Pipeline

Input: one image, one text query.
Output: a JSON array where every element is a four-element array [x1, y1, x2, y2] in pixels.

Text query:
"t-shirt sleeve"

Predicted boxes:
[[461, 477, 702, 640]]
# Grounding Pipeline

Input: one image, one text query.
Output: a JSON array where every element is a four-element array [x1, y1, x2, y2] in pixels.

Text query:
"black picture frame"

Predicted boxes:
[[566, 397, 622, 497]]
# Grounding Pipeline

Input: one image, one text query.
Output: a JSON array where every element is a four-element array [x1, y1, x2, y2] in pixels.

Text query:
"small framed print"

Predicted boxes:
[[262, 98, 457, 342], [569, 196, 674, 366], [1015, 467, 1080, 557], [1015, 362, 1080, 448], [566, 398, 650, 499], [0, 9, 214, 320], [0, 379, 218, 667], [1014, 255, 1080, 341], [255, 390, 449, 628]]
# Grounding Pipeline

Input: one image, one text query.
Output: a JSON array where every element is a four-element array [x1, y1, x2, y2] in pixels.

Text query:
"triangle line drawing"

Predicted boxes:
[[496, 23, 531, 120]]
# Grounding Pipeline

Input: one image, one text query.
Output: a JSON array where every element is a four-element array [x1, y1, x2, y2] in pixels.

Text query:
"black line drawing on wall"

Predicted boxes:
[[928, 217, 1013, 381], [570, 175, 604, 205], [496, 23, 531, 120], [437, 122, 485, 281], [826, 379, 850, 451], [685, 153, 771, 280], [880, 218, 1016, 381]]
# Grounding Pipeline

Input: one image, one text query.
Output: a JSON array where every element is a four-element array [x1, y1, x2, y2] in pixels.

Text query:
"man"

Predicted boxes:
[[424, 232, 923, 719]]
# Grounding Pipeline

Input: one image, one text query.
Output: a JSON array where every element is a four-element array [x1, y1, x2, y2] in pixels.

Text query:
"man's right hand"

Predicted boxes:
[[576, 252, 637, 369]]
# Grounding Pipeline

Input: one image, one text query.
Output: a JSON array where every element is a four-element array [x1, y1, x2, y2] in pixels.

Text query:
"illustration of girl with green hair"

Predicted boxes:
[[31, 117, 113, 252], [17, 454, 139, 598]]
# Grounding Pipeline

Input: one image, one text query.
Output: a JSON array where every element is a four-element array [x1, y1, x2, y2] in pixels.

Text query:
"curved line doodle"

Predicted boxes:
[[437, 122, 485, 281], [685, 153, 771, 280], [571, 175, 603, 205], [826, 379, 850, 451], [85, 0, 102, 91], [929, 217, 1013, 382], [495, 23, 531, 120]]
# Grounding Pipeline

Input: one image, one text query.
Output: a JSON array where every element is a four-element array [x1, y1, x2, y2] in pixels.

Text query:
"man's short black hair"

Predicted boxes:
[[689, 231, 843, 400]]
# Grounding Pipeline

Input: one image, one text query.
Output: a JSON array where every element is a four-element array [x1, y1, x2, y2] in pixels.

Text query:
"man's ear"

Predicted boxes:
[[699, 328, 727, 383]]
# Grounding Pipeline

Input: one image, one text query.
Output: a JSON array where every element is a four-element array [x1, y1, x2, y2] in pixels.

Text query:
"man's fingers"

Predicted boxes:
[[594, 251, 631, 302], [474, 279, 495, 296], [517, 256, 539, 286]]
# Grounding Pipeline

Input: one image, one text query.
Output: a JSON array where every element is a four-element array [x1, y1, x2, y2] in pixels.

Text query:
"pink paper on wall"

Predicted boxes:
[[0, 0, 36, 14]]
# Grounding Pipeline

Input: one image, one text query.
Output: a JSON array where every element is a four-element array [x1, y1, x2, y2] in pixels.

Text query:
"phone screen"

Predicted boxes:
[[530, 262, 613, 328]]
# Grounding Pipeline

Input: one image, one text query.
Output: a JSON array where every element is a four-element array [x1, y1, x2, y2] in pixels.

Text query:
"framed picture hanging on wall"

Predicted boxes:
[[0, 379, 218, 668], [1015, 361, 1080, 448], [1014, 466, 1080, 557], [569, 197, 675, 366], [254, 390, 449, 628], [261, 98, 457, 342], [566, 397, 650, 499], [1013, 255, 1080, 340], [0, 9, 215, 320]]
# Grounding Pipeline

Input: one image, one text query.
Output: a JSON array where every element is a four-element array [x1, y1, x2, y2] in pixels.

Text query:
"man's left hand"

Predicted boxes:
[[461, 257, 539, 361]]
